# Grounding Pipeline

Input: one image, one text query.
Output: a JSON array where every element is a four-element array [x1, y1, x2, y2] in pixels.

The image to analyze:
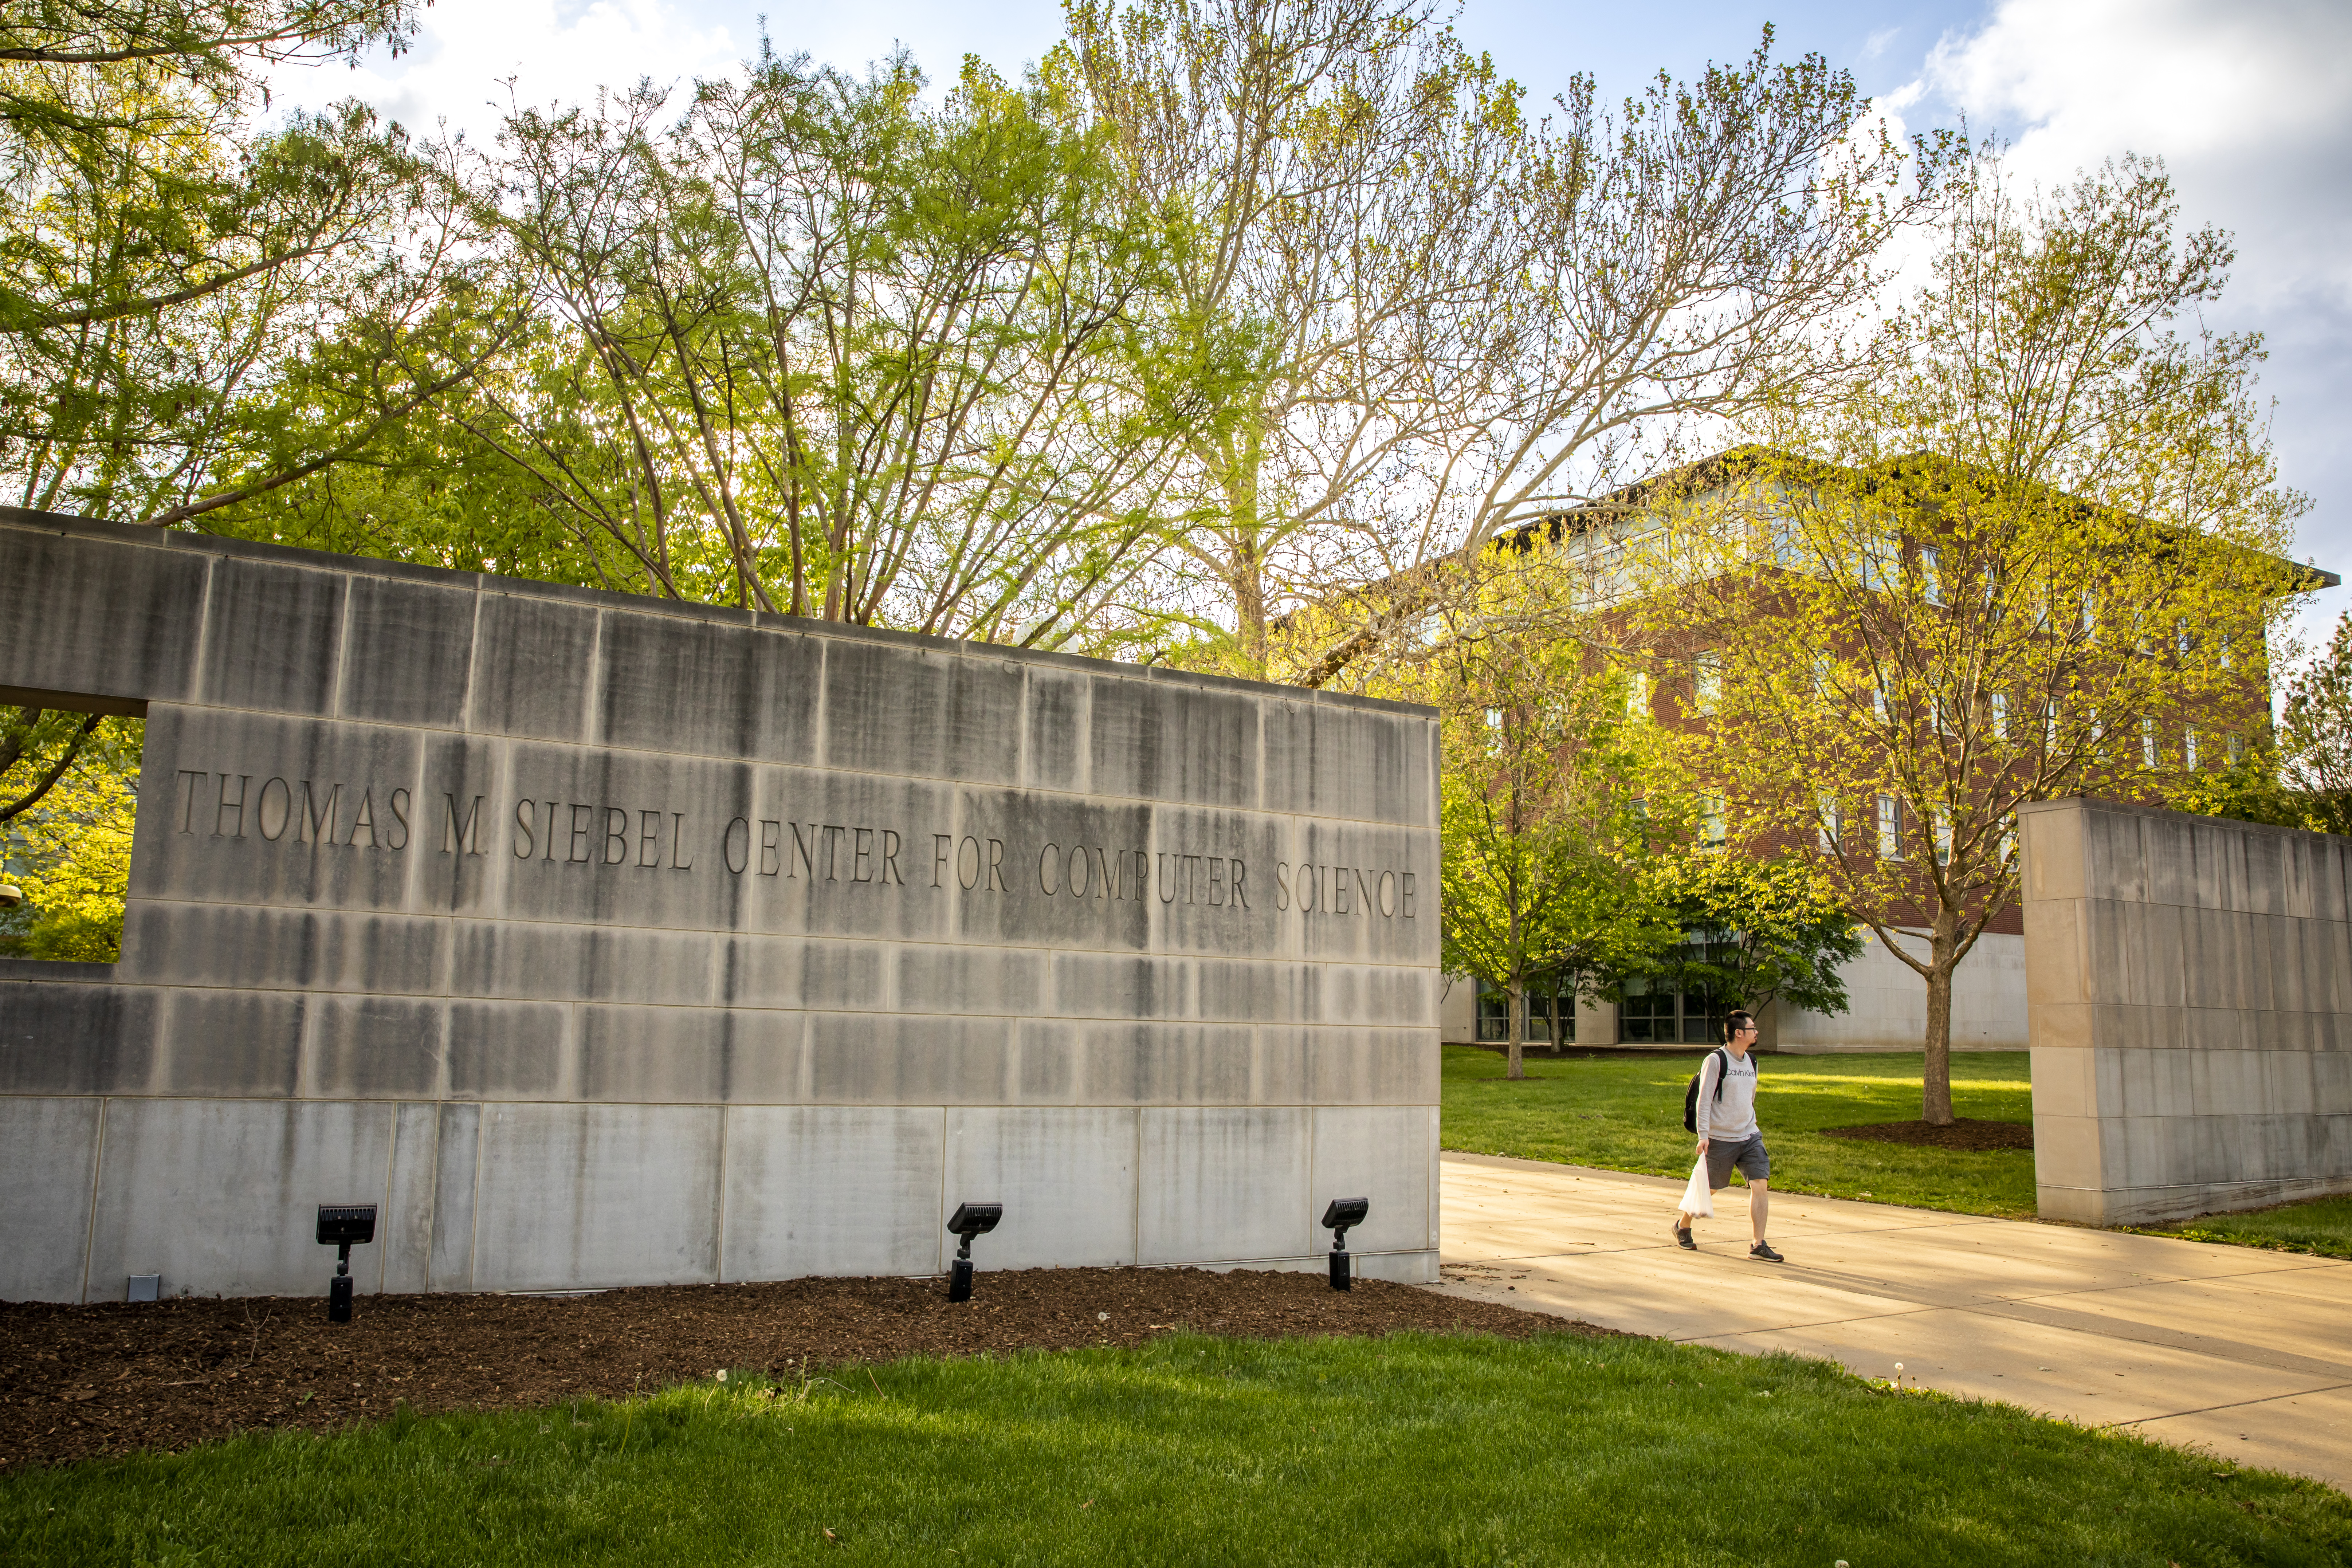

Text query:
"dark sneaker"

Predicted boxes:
[[1674, 1225, 1696, 1251], [1749, 1241, 1784, 1263]]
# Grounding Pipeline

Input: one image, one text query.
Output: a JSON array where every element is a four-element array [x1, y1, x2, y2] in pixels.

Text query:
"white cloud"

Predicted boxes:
[[261, 0, 747, 144], [1908, 0, 2352, 650]]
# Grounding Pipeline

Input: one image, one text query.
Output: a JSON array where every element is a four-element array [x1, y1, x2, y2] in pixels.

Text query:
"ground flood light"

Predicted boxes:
[[1321, 1197, 1369, 1290], [316, 1204, 377, 1323], [946, 1201, 1002, 1303]]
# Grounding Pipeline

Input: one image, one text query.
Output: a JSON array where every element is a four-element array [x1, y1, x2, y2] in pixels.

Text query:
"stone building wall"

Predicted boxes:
[[2023, 797, 2352, 1224], [0, 511, 1441, 1301]]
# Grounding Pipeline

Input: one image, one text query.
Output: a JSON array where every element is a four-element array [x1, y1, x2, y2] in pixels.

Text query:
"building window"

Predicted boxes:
[[1932, 810, 1952, 867], [2227, 732, 2245, 763], [1626, 669, 1650, 722], [2141, 716, 2157, 769], [2082, 588, 2097, 639], [1921, 546, 1943, 606], [1990, 690, 2008, 741], [1699, 794, 1726, 851], [1877, 794, 1899, 858], [1618, 977, 1722, 1046], [1817, 792, 1839, 853], [1478, 983, 1574, 1044], [1693, 652, 1721, 715], [1870, 684, 1889, 726], [2184, 728, 2200, 769]]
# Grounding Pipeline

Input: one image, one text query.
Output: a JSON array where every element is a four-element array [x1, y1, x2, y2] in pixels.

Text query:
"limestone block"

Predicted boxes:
[[381, 1102, 440, 1294], [85, 1098, 397, 1301], [466, 591, 598, 742], [950, 790, 1157, 953], [818, 635, 1024, 786], [303, 994, 447, 1099], [2026, 1001, 2093, 1056], [598, 609, 822, 766], [120, 904, 450, 996], [2083, 808, 2149, 905], [157, 987, 306, 1097], [469, 1102, 723, 1292], [942, 1107, 1140, 1269], [1018, 666, 1090, 794], [576, 1005, 733, 1103], [2035, 1183, 2107, 1225], [197, 556, 345, 716], [717, 934, 890, 1012], [889, 943, 1044, 1017], [2029, 1044, 2096, 1118], [2021, 901, 2083, 1005], [0, 981, 157, 1095], [1065, 1021, 1259, 1106], [0, 1098, 102, 1301], [0, 522, 206, 704], [133, 709, 425, 913], [1049, 952, 1202, 1022], [1308, 1104, 1438, 1254], [1261, 697, 1435, 827], [2031, 1112, 2108, 1191], [448, 920, 720, 1007], [1137, 1107, 1313, 1264], [807, 1012, 1018, 1105], [721, 1106, 947, 1280], [445, 1000, 570, 1100], [1087, 675, 1261, 810], [337, 575, 477, 730], [2021, 801, 2086, 902], [2240, 830, 2289, 916]]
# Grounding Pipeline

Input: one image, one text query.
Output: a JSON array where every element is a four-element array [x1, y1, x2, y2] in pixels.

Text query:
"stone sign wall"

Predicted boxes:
[[0, 511, 1441, 1302], [2022, 797, 2352, 1224]]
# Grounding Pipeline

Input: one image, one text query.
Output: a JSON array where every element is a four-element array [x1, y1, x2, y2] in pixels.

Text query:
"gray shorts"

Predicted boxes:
[[1705, 1134, 1770, 1190]]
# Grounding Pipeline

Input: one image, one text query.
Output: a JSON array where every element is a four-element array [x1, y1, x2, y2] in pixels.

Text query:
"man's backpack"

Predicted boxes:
[[1682, 1047, 1731, 1134]]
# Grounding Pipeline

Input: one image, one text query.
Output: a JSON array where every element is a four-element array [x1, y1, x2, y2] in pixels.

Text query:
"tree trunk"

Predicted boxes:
[[1505, 978, 1525, 1081], [1921, 916, 1959, 1126]]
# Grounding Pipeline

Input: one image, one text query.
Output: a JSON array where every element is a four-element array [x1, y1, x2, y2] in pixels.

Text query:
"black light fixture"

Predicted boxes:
[[946, 1202, 1002, 1303], [316, 1204, 378, 1323], [1321, 1197, 1369, 1290]]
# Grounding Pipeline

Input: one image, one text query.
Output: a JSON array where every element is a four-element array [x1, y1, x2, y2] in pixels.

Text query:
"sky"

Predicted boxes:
[[264, 0, 2352, 662]]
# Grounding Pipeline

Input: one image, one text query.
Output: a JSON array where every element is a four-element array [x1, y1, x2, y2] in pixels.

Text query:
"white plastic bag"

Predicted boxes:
[[1678, 1155, 1714, 1218]]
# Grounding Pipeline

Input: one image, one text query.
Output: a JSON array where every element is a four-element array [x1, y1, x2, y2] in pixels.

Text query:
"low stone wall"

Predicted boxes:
[[0, 511, 1441, 1302], [2022, 798, 2352, 1225]]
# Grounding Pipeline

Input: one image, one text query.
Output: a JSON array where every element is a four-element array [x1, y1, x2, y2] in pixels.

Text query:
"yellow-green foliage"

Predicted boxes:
[[3, 718, 140, 962]]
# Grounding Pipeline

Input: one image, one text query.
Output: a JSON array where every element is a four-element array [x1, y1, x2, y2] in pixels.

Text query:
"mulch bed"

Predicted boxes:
[[1819, 1118, 2034, 1152], [0, 1267, 1583, 1473]]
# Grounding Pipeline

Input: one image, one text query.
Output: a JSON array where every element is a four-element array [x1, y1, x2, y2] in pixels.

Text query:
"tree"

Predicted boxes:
[[0, 0, 499, 527], [1427, 553, 1673, 1080], [0, 710, 140, 961], [1065, 0, 1530, 673], [444, 51, 1214, 651], [1267, 28, 1952, 692], [2277, 610, 2352, 836], [1626, 852, 1863, 1026], [1640, 157, 2312, 1124]]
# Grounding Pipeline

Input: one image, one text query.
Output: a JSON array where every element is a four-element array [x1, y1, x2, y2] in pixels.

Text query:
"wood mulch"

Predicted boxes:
[[1819, 1118, 2035, 1152], [0, 1267, 1589, 1473]]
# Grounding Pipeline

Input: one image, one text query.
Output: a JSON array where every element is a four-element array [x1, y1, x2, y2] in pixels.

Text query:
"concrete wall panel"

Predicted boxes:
[[0, 1099, 102, 1301], [469, 1103, 722, 1292], [2025, 798, 2352, 1225], [720, 1106, 946, 1280]]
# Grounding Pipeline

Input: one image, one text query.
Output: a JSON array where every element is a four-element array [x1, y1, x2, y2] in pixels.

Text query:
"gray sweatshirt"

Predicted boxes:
[[1695, 1048, 1759, 1141]]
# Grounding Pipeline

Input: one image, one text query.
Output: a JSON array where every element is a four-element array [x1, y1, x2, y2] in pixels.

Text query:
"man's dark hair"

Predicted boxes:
[[1724, 1010, 1755, 1041]]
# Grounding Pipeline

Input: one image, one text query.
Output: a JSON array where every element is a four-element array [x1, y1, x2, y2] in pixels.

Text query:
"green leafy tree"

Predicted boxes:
[[2278, 610, 2352, 836], [1625, 853, 1863, 1029], [1, 710, 140, 961], [0, 0, 503, 527], [1426, 555, 1673, 1080], [1637, 157, 2311, 1124]]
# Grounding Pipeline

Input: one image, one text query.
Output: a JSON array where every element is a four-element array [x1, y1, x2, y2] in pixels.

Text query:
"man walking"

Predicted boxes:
[[1674, 1009, 1782, 1262]]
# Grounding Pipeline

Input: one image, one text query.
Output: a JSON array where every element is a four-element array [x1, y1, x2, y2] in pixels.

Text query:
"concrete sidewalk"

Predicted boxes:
[[1432, 1152, 2352, 1491]]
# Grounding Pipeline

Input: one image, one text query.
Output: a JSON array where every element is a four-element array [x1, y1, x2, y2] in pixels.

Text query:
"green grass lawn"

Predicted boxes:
[[2133, 1193, 2352, 1261], [8, 1332, 2347, 1567], [1442, 1045, 2038, 1218]]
